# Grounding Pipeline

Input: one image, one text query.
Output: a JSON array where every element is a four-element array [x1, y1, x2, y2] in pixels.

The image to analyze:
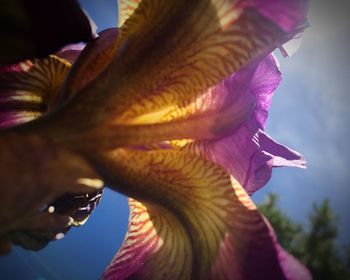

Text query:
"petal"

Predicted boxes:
[[237, 0, 309, 33], [277, 245, 312, 280], [92, 149, 305, 279], [177, 55, 305, 194], [185, 129, 306, 195], [39, 0, 308, 149], [249, 54, 281, 128], [263, 218, 312, 280], [0, 0, 96, 66], [0, 55, 71, 128], [56, 43, 85, 64], [118, 0, 142, 27], [60, 28, 119, 103], [0, 132, 103, 237]]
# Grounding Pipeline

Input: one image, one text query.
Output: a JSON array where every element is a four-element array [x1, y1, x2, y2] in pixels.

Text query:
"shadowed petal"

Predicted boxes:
[[60, 28, 119, 103], [88, 148, 306, 279], [0, 56, 71, 128], [0, 132, 103, 247], [277, 245, 312, 280], [263, 219, 312, 280], [56, 43, 85, 64], [0, 0, 97, 66]]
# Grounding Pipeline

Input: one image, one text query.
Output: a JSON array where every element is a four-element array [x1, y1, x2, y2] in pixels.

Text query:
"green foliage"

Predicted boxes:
[[258, 194, 350, 280]]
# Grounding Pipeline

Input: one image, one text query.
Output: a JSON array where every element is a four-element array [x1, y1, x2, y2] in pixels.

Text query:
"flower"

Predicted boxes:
[[0, 0, 311, 279]]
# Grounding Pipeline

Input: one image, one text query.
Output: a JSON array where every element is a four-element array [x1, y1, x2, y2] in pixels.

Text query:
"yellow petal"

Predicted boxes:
[[95, 149, 285, 279], [97, 0, 282, 123], [118, 0, 142, 27], [40, 0, 288, 149]]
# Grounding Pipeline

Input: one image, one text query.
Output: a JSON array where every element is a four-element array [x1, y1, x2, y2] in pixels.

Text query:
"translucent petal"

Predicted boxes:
[[90, 148, 307, 279]]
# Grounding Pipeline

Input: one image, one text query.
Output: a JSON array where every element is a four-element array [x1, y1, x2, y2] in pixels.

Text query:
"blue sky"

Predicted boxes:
[[1, 0, 349, 279], [254, 0, 350, 246]]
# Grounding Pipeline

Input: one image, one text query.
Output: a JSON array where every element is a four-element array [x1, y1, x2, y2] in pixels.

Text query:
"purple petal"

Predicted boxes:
[[238, 0, 309, 33], [264, 218, 312, 280], [277, 245, 312, 280], [250, 55, 281, 128], [184, 55, 306, 194]]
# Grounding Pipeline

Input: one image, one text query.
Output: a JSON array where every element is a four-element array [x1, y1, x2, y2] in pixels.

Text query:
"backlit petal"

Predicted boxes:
[[92, 149, 305, 279], [177, 55, 306, 194], [237, 0, 309, 33], [118, 0, 142, 27], [39, 0, 308, 149]]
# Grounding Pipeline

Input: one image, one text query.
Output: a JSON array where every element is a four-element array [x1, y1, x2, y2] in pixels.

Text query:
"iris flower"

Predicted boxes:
[[0, 0, 311, 279]]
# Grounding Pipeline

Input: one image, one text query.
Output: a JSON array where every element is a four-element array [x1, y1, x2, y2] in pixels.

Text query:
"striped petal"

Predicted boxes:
[[60, 28, 119, 104], [40, 0, 308, 150], [89, 148, 306, 279], [0, 132, 103, 249], [0, 55, 71, 128]]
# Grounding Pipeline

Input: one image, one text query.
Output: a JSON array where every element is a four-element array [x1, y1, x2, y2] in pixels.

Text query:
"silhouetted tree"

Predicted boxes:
[[258, 194, 350, 280]]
